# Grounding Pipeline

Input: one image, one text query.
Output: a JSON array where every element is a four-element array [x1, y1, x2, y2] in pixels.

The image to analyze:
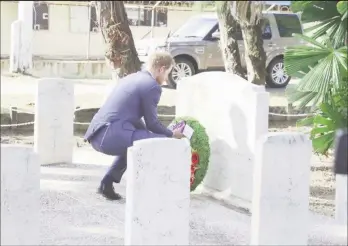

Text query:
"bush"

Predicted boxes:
[[171, 117, 210, 191]]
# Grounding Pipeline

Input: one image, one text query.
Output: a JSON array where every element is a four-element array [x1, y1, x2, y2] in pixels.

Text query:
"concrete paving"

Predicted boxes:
[[38, 147, 347, 245]]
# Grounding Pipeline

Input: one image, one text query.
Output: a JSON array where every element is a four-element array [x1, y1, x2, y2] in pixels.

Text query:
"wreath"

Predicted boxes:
[[170, 117, 210, 191]]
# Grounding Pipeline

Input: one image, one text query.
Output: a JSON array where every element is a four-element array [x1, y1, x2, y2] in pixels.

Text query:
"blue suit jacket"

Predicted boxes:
[[84, 71, 173, 154]]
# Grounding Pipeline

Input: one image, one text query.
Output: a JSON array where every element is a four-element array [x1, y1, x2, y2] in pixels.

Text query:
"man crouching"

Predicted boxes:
[[84, 51, 184, 200]]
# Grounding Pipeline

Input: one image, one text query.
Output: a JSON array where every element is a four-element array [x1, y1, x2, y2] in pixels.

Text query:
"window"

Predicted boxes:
[[126, 6, 168, 27], [90, 6, 98, 32], [33, 2, 49, 30], [126, 6, 143, 26], [233, 18, 271, 40], [153, 7, 168, 27], [274, 14, 303, 37], [172, 16, 217, 38], [69, 6, 89, 33], [261, 18, 272, 40]]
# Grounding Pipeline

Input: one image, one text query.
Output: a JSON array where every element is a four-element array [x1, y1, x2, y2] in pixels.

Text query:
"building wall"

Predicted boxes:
[[0, 2, 210, 59], [1, 2, 18, 57]]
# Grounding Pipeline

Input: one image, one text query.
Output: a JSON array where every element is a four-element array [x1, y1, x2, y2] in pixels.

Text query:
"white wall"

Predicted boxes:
[[1, 2, 18, 58], [0, 2, 209, 59]]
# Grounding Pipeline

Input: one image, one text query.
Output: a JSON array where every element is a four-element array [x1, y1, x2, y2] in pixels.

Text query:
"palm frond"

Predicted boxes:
[[284, 35, 347, 108]]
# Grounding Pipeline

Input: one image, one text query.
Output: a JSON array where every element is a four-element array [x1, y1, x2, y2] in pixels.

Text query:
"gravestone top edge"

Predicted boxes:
[[180, 71, 266, 93], [0, 144, 34, 150], [259, 132, 311, 145], [38, 78, 72, 83], [133, 138, 190, 151]]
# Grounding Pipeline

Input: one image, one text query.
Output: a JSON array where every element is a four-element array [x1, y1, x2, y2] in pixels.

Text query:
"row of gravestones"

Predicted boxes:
[[1, 73, 347, 245]]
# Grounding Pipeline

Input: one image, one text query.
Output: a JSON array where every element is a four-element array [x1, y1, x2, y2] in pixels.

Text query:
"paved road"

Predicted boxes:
[[0, 74, 298, 110], [36, 147, 347, 245]]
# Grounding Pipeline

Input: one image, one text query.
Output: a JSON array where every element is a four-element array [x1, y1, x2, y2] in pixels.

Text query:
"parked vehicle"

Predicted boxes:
[[136, 11, 304, 88]]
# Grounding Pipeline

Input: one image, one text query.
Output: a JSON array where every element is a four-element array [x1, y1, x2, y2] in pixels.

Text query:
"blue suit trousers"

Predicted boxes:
[[90, 120, 167, 183]]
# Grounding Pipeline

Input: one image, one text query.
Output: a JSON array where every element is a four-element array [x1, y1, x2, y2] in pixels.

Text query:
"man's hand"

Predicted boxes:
[[172, 129, 185, 139]]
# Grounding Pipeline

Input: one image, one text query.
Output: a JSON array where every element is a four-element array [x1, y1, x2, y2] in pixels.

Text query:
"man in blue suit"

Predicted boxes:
[[84, 51, 184, 200]]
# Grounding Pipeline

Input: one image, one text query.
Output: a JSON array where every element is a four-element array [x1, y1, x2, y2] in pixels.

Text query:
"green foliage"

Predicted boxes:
[[297, 85, 348, 155], [284, 35, 347, 108], [337, 1, 348, 15], [291, 1, 340, 23], [171, 117, 210, 192], [285, 1, 348, 155]]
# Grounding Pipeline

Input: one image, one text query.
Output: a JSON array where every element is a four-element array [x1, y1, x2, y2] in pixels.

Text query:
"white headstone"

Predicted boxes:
[[1, 145, 40, 245], [18, 1, 33, 73], [34, 78, 75, 165], [250, 132, 312, 245], [125, 138, 191, 245], [335, 174, 347, 224], [176, 72, 269, 206]]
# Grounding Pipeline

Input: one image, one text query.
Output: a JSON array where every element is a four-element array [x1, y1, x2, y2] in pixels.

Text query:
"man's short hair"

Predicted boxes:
[[147, 51, 175, 70]]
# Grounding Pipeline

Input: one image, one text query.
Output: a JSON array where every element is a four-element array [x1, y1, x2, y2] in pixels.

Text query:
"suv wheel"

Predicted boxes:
[[168, 58, 196, 88], [266, 57, 291, 88]]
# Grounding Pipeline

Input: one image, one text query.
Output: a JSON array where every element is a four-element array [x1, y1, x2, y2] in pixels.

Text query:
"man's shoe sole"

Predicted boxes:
[[96, 188, 122, 201]]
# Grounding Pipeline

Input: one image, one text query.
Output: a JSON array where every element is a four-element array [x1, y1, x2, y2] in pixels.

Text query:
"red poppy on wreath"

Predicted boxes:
[[191, 151, 199, 166], [190, 150, 200, 186]]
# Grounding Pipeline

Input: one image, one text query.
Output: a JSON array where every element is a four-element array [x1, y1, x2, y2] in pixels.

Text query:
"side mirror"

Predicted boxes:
[[211, 32, 220, 40]]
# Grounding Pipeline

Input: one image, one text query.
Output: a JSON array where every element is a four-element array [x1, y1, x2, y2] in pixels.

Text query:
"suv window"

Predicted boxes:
[[172, 17, 217, 38], [234, 18, 272, 40], [261, 18, 272, 40], [274, 14, 302, 37]]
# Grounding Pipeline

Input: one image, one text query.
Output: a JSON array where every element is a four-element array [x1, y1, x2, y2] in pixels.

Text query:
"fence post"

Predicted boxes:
[[251, 132, 312, 245], [1, 145, 40, 245], [34, 78, 75, 165], [125, 138, 191, 245]]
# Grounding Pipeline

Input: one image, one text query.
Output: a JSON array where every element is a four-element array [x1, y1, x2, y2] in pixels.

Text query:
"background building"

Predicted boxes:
[[0, 1, 291, 59]]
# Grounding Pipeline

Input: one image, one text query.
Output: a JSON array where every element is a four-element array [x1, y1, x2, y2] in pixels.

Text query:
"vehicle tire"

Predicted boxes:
[[266, 57, 291, 88], [168, 57, 196, 89]]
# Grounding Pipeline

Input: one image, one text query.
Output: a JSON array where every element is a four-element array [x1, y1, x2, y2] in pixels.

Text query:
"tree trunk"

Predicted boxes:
[[241, 23, 266, 85], [229, 1, 266, 85], [216, 2, 245, 78], [95, 1, 141, 79]]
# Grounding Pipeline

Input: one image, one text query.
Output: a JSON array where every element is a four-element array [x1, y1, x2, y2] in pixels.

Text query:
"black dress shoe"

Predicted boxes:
[[97, 183, 122, 201]]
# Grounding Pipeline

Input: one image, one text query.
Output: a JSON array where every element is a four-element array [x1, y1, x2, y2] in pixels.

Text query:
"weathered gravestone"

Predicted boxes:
[[34, 78, 75, 165], [176, 72, 269, 209], [1, 145, 40, 245], [125, 138, 191, 245], [251, 132, 312, 245]]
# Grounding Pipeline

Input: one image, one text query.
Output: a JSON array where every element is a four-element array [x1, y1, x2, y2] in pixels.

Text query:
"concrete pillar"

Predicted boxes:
[[34, 78, 75, 165], [9, 20, 21, 73], [125, 138, 191, 245], [1, 145, 40, 245], [335, 174, 347, 224], [17, 1, 34, 73], [251, 132, 312, 246]]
